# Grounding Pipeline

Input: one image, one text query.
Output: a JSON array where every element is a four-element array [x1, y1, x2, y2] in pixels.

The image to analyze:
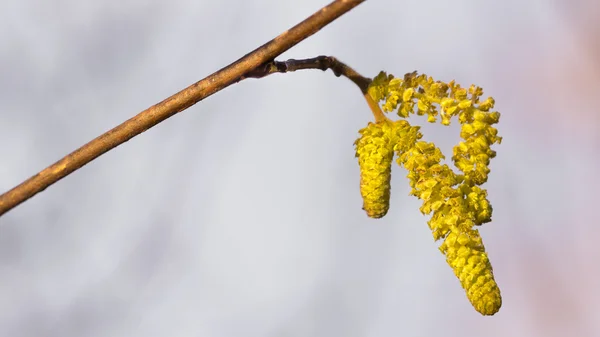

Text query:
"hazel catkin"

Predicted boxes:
[[354, 120, 397, 218], [365, 70, 503, 315], [440, 228, 502, 315]]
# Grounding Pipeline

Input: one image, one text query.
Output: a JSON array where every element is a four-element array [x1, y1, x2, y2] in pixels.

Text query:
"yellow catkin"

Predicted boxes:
[[367, 71, 503, 315], [440, 229, 502, 315], [354, 121, 397, 218]]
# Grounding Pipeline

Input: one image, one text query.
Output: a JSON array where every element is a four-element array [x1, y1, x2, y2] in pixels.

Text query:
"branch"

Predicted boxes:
[[0, 0, 365, 217], [242, 56, 387, 121]]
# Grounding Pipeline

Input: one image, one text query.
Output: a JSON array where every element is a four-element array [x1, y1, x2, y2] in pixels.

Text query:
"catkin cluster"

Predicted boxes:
[[355, 71, 502, 315]]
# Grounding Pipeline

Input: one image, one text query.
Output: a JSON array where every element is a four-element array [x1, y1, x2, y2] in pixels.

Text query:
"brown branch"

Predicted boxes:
[[0, 0, 365, 217], [242, 56, 387, 121]]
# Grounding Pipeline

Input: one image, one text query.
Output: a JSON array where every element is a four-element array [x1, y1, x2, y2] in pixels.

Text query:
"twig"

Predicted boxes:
[[242, 56, 387, 121], [242, 56, 370, 90], [0, 0, 365, 217]]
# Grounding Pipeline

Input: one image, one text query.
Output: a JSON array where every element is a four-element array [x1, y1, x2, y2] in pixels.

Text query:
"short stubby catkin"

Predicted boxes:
[[440, 229, 502, 315], [354, 121, 397, 218]]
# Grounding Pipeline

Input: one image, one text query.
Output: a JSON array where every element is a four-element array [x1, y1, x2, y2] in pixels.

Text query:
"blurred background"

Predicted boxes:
[[1, 0, 599, 336]]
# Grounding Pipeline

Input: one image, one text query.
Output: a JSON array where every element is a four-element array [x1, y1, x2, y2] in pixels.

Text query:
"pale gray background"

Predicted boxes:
[[1, 1, 599, 336]]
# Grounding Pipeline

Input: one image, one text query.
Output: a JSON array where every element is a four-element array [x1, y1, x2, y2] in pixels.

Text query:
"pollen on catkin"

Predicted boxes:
[[399, 138, 502, 315], [354, 120, 398, 218], [440, 228, 502, 315], [367, 70, 503, 315]]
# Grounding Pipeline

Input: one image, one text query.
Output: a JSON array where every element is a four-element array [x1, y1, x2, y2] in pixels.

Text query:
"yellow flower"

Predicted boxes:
[[355, 120, 399, 218], [440, 228, 502, 315], [364, 71, 503, 315]]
